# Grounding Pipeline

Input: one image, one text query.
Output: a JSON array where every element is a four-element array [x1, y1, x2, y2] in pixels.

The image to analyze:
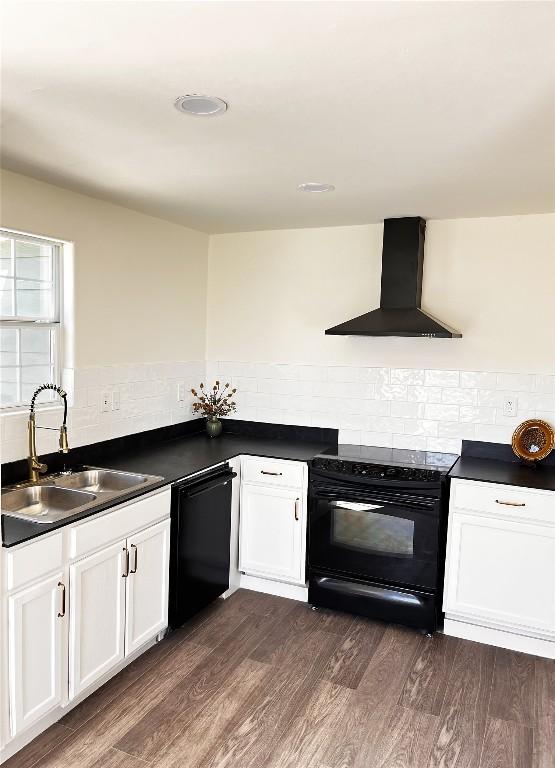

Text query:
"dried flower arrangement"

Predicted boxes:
[[191, 381, 237, 418]]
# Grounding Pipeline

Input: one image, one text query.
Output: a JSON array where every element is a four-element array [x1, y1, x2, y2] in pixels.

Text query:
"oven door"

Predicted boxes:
[[309, 480, 440, 590]]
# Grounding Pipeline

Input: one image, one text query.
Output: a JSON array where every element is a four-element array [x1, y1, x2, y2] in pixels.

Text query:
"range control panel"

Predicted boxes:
[[311, 457, 441, 483]]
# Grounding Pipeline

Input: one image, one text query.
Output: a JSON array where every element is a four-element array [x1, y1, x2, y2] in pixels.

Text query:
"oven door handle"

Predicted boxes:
[[331, 501, 384, 512]]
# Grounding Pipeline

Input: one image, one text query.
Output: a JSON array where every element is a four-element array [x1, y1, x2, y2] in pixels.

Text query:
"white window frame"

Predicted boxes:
[[0, 228, 64, 411]]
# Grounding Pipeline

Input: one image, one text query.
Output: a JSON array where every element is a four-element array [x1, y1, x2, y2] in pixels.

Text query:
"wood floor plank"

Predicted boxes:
[[87, 747, 152, 768], [270, 680, 352, 768], [303, 687, 383, 768], [488, 647, 536, 726], [533, 657, 555, 768], [428, 639, 496, 768], [197, 628, 341, 768], [33, 641, 209, 768], [8, 590, 550, 768], [322, 617, 386, 690], [364, 704, 440, 768], [154, 658, 270, 768], [356, 624, 424, 706], [113, 613, 275, 762], [2, 723, 74, 768], [478, 716, 533, 768], [398, 633, 460, 716]]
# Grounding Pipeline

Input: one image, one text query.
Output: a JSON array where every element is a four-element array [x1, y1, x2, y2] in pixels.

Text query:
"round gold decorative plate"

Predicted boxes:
[[512, 419, 555, 462]]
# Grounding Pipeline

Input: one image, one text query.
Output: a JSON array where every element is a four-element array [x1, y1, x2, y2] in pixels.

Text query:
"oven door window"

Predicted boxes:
[[332, 502, 415, 558]]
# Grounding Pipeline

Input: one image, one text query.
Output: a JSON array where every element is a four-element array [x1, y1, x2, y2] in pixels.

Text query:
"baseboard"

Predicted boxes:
[[444, 618, 555, 659], [0, 635, 159, 763], [240, 573, 308, 602]]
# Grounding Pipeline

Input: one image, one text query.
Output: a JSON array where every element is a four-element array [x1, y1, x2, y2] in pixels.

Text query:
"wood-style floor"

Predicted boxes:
[[5, 589, 554, 768]]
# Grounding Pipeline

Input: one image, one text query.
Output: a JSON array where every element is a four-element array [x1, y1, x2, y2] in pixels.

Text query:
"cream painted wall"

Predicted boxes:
[[0, 169, 209, 367], [207, 214, 555, 374]]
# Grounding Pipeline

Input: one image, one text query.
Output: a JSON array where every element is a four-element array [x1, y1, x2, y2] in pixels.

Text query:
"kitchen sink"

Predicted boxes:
[[1, 466, 164, 525], [54, 468, 151, 494], [1, 485, 97, 524]]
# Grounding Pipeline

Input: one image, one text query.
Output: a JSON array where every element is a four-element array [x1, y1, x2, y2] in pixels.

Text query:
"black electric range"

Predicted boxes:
[[307, 445, 458, 634]]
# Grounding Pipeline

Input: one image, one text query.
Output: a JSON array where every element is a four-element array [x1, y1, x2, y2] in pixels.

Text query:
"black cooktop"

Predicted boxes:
[[312, 444, 459, 483]]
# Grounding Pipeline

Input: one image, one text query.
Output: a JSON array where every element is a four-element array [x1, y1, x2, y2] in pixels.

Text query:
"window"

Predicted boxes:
[[0, 230, 62, 409]]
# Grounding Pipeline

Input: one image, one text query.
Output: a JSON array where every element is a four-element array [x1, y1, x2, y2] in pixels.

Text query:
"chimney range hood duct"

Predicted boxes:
[[326, 217, 462, 338]]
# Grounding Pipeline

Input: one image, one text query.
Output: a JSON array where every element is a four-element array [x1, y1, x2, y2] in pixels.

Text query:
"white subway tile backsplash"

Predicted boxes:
[[424, 369, 460, 388], [407, 385, 443, 403], [460, 371, 497, 389], [390, 368, 425, 385], [424, 403, 459, 421], [393, 434, 427, 451], [3, 359, 554, 463], [441, 388, 478, 406], [537, 375, 555, 393], [402, 418, 438, 437], [375, 384, 408, 401], [438, 421, 476, 439], [360, 431, 393, 448], [426, 437, 462, 453], [496, 373, 536, 392]]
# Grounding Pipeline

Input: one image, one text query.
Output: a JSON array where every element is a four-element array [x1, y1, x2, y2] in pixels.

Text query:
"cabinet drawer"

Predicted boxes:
[[242, 457, 305, 489], [5, 532, 64, 591], [68, 487, 171, 560], [452, 479, 555, 525]]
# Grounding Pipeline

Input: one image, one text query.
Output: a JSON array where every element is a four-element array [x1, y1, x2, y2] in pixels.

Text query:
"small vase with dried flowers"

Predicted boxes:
[[191, 381, 237, 438]]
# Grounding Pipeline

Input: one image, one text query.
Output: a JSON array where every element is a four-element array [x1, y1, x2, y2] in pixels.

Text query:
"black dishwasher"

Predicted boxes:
[[169, 463, 236, 629]]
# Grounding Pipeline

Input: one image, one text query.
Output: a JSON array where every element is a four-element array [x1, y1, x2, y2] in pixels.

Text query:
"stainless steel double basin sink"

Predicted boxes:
[[1, 468, 164, 524]]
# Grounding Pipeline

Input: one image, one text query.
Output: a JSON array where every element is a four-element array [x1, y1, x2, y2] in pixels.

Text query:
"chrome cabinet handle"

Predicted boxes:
[[57, 582, 66, 618], [130, 544, 138, 574], [261, 470, 283, 476], [122, 547, 130, 577], [294, 498, 300, 521], [495, 499, 526, 507]]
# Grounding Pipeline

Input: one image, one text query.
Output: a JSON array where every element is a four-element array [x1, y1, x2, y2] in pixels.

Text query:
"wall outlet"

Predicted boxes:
[[100, 391, 112, 412], [177, 382, 186, 402], [112, 390, 120, 411], [503, 397, 518, 417]]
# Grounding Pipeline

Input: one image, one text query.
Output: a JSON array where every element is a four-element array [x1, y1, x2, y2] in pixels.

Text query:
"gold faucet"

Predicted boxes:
[[28, 383, 70, 482]]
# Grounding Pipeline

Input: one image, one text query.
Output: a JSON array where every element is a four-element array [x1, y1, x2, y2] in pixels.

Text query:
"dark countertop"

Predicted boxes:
[[2, 431, 332, 548], [449, 455, 555, 492]]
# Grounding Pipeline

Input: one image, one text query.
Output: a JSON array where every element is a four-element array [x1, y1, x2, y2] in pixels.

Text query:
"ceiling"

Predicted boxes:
[[1, 1, 554, 234]]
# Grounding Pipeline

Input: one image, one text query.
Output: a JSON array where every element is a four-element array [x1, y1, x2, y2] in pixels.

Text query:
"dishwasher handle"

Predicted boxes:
[[180, 471, 237, 500]]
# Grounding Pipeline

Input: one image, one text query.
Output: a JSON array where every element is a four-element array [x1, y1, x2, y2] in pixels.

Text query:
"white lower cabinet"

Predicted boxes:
[[443, 479, 555, 657], [7, 573, 66, 737], [69, 542, 126, 699], [239, 458, 308, 587], [125, 519, 170, 656], [1, 486, 171, 754]]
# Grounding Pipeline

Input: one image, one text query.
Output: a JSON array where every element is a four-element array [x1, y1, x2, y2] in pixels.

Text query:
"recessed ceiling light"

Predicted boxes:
[[297, 182, 335, 193], [174, 95, 228, 116]]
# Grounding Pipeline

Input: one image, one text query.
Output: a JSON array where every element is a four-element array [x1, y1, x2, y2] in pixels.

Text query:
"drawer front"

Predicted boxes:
[[68, 487, 171, 560], [5, 532, 64, 591], [242, 457, 305, 489], [452, 479, 555, 525]]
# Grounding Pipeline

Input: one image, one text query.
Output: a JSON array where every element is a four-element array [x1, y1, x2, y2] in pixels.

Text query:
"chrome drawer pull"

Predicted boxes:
[[130, 544, 138, 574], [261, 470, 283, 476], [495, 499, 526, 507], [294, 498, 300, 521], [122, 547, 130, 577], [57, 582, 66, 618]]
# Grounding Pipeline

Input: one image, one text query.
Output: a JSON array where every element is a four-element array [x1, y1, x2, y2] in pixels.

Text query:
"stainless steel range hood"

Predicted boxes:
[[325, 217, 462, 338]]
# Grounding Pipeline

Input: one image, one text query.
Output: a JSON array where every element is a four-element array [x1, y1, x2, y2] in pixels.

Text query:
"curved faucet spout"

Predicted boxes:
[[28, 383, 70, 482]]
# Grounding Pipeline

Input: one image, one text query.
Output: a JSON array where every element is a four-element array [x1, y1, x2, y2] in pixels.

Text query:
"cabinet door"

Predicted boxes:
[[125, 519, 170, 656], [69, 542, 126, 699], [8, 573, 66, 736], [239, 483, 305, 584], [443, 511, 555, 635]]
